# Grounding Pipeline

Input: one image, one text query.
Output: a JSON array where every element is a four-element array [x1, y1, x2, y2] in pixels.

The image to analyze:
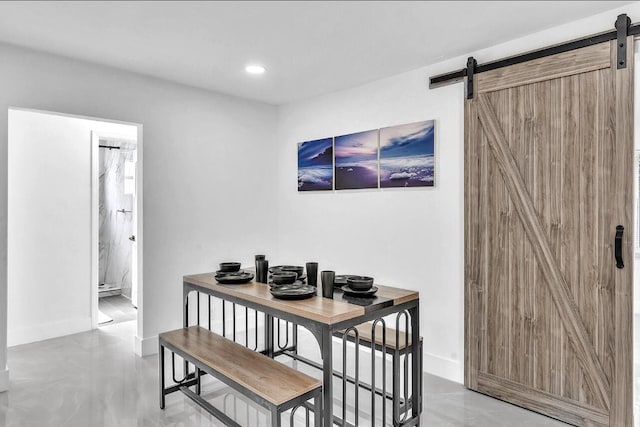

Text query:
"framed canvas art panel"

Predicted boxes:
[[379, 120, 435, 188], [334, 129, 379, 190], [298, 137, 334, 191]]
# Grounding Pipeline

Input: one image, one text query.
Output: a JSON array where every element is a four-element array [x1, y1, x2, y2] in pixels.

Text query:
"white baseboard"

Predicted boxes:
[[423, 352, 463, 384], [8, 317, 92, 347], [134, 334, 158, 357], [0, 367, 9, 392]]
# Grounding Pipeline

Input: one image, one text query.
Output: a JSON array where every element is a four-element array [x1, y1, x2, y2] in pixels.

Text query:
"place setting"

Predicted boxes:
[[213, 262, 254, 284], [268, 263, 317, 300], [328, 273, 393, 311], [213, 257, 388, 308], [338, 276, 378, 297], [213, 256, 319, 300]]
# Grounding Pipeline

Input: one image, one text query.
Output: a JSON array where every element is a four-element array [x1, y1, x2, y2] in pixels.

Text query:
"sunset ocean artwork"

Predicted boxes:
[[379, 120, 435, 188], [334, 129, 379, 190], [297, 137, 334, 191]]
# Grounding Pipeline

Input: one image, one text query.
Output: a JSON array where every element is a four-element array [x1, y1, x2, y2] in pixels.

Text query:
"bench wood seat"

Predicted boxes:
[[160, 326, 321, 406], [339, 322, 412, 351]]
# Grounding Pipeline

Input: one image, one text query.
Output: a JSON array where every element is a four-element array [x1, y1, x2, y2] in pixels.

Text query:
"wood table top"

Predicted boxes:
[[183, 273, 419, 325]]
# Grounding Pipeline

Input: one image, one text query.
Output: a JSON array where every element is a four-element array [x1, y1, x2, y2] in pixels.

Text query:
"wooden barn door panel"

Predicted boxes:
[[464, 39, 633, 426]]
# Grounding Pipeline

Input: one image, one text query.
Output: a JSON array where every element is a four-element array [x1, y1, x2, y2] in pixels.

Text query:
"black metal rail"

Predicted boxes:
[[429, 13, 638, 98]]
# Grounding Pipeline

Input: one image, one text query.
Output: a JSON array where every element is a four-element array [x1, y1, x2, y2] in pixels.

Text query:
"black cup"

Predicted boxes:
[[306, 262, 318, 287], [255, 255, 265, 276], [256, 259, 269, 283], [321, 270, 335, 299]]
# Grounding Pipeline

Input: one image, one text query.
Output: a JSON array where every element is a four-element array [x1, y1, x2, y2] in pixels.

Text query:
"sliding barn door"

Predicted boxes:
[[465, 38, 634, 426]]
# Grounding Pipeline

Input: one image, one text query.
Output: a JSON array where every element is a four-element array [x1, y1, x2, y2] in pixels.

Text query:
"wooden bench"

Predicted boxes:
[[159, 326, 322, 427], [337, 322, 424, 418]]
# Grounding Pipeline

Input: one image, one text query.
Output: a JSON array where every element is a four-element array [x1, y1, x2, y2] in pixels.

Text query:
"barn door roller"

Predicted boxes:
[[615, 13, 631, 69], [466, 57, 477, 100]]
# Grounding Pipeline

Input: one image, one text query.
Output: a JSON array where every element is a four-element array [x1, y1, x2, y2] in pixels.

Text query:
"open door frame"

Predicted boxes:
[[91, 130, 143, 330]]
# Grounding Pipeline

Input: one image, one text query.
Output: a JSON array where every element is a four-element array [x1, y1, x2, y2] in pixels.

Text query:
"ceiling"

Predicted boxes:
[[0, 1, 632, 105]]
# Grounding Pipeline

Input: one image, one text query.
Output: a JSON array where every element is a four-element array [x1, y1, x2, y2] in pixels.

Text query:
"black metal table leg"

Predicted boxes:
[[183, 288, 189, 327], [314, 395, 322, 426], [292, 322, 298, 355], [410, 304, 421, 422], [321, 327, 333, 427], [266, 313, 274, 358]]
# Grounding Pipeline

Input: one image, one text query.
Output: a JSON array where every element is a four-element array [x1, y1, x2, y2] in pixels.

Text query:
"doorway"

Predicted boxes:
[[7, 108, 143, 348], [94, 133, 138, 327]]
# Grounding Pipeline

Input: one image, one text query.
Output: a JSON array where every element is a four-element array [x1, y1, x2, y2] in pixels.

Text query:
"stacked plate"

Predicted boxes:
[[269, 283, 317, 300], [215, 271, 254, 284], [266, 265, 315, 299], [339, 275, 378, 297], [214, 262, 254, 284]]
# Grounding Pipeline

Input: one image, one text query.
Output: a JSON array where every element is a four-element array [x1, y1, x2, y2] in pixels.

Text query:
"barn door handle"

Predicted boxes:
[[615, 225, 624, 269]]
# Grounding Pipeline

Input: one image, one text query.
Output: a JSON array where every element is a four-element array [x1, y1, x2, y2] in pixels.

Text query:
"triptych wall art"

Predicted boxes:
[[297, 119, 435, 191]]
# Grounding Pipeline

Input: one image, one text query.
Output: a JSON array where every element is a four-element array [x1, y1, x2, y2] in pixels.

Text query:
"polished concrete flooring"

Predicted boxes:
[[0, 320, 574, 426]]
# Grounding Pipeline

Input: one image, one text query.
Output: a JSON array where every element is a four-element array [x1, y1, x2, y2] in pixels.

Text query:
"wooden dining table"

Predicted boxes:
[[182, 272, 421, 427]]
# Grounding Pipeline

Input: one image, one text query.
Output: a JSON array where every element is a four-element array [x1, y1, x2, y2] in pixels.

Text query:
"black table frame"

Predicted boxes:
[[183, 279, 421, 427]]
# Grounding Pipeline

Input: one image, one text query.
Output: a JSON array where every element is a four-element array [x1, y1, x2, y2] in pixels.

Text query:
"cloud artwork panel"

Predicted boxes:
[[298, 137, 333, 191], [334, 129, 379, 190], [379, 120, 435, 188]]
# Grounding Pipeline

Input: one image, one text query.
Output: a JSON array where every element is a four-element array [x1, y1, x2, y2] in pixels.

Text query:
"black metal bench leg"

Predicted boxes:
[[314, 395, 321, 426], [393, 348, 400, 426], [271, 409, 280, 427], [159, 342, 166, 409], [196, 367, 201, 395], [420, 338, 423, 414]]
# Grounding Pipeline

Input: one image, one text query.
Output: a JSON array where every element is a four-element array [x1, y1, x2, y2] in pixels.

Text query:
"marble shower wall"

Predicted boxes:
[[99, 143, 135, 298]]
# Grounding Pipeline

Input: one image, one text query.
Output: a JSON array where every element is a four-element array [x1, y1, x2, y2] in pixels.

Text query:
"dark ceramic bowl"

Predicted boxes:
[[219, 262, 241, 272], [346, 276, 374, 291], [279, 265, 304, 278], [271, 272, 298, 285]]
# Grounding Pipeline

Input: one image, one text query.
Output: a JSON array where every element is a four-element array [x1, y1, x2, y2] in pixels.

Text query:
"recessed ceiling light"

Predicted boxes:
[[245, 65, 266, 75]]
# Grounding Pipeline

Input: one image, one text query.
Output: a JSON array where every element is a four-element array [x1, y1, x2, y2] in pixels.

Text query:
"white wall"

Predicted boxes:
[[276, 70, 465, 382], [7, 110, 136, 346], [275, 2, 640, 383], [0, 41, 278, 388]]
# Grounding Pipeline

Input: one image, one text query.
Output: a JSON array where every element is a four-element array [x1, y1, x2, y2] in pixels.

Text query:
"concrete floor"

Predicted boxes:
[[0, 319, 574, 427]]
